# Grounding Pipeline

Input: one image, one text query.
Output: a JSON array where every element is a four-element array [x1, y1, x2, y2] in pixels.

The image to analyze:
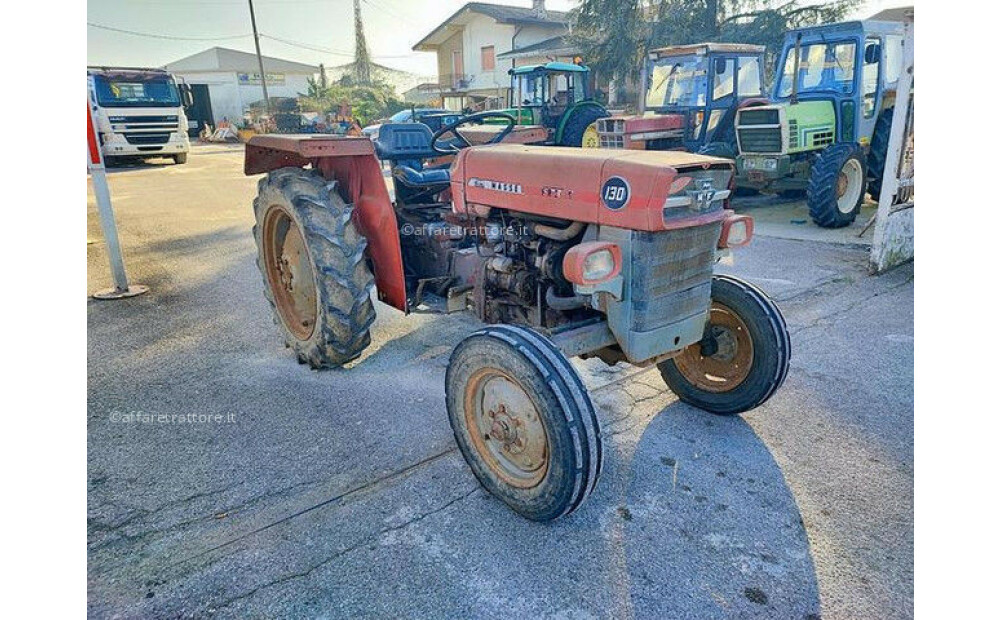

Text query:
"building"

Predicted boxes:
[[412, 1, 580, 111], [164, 47, 317, 131]]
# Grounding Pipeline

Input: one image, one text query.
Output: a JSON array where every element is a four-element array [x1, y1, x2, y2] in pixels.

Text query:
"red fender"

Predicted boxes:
[[245, 135, 408, 313]]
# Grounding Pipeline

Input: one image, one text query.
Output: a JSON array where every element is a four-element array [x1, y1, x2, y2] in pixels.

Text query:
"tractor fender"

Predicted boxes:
[[245, 135, 408, 313], [555, 101, 608, 144]]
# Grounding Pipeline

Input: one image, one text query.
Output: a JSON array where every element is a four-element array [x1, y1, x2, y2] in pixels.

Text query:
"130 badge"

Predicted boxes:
[[601, 176, 630, 210]]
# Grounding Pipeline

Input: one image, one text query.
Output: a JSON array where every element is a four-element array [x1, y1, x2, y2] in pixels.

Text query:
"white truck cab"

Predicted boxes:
[[87, 67, 193, 166]]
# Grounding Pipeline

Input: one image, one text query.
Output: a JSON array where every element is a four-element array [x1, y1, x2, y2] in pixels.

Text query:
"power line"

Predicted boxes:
[[87, 22, 251, 41], [89, 21, 429, 60]]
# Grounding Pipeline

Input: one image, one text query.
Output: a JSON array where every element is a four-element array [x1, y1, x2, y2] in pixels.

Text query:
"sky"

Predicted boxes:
[[87, 0, 896, 77]]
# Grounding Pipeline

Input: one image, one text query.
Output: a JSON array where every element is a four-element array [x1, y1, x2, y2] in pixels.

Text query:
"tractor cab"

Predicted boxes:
[[593, 43, 765, 156], [734, 19, 907, 227], [486, 62, 608, 147]]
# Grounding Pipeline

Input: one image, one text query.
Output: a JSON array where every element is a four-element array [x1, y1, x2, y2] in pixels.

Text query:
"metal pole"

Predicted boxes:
[[88, 103, 148, 299], [248, 0, 270, 113]]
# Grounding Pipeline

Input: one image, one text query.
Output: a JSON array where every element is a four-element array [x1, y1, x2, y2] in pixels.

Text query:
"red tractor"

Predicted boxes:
[[245, 112, 790, 521]]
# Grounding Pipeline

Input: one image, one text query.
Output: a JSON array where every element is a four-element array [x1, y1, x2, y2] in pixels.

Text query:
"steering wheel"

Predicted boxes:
[[430, 111, 516, 155]]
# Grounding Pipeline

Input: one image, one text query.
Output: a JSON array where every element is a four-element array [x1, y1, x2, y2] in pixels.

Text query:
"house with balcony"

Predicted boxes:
[[412, 1, 579, 111]]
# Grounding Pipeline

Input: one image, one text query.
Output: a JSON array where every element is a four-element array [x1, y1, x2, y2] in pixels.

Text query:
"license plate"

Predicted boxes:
[[745, 156, 778, 171]]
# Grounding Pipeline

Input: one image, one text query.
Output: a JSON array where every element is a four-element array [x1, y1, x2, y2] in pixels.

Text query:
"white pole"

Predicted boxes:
[[88, 102, 148, 299]]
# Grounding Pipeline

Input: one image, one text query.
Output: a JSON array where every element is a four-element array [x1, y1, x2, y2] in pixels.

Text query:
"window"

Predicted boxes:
[[481, 46, 495, 71], [777, 41, 857, 97], [712, 58, 735, 100], [93, 75, 181, 108], [884, 35, 904, 84], [862, 37, 880, 118], [645, 55, 708, 108], [737, 57, 762, 96]]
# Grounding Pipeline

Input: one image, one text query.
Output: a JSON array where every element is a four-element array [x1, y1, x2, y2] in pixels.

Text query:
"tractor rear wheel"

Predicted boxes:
[[806, 143, 867, 228], [446, 325, 602, 521], [253, 167, 376, 368], [559, 106, 608, 147], [658, 275, 790, 415], [867, 107, 894, 200]]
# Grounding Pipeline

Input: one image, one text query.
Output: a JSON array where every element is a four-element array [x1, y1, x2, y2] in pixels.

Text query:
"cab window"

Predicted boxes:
[[737, 56, 762, 96], [863, 37, 880, 118], [778, 41, 857, 97], [712, 58, 735, 100], [883, 35, 904, 84]]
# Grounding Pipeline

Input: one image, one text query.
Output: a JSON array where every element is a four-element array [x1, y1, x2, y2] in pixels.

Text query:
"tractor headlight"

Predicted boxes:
[[563, 242, 622, 285], [583, 250, 615, 281], [719, 212, 754, 248]]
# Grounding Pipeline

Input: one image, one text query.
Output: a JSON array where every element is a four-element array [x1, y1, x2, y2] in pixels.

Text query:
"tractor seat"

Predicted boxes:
[[393, 165, 451, 188], [374, 122, 438, 161]]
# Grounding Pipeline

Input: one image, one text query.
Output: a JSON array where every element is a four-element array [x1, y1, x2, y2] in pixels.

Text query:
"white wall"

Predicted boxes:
[[462, 14, 515, 93], [172, 71, 312, 124]]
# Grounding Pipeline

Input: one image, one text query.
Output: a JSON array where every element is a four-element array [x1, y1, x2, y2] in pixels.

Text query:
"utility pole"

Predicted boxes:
[[248, 0, 270, 113]]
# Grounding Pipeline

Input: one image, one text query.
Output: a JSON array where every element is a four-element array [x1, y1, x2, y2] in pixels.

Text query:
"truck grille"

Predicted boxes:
[[738, 127, 782, 154], [628, 223, 721, 332], [124, 133, 170, 145]]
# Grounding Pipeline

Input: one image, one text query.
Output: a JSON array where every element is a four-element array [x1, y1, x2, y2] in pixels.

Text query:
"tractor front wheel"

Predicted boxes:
[[253, 167, 376, 368], [806, 143, 867, 228], [446, 325, 602, 521], [658, 275, 790, 415]]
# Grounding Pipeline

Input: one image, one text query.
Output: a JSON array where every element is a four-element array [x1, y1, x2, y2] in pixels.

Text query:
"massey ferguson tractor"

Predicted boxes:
[[245, 111, 790, 521], [589, 43, 766, 158], [734, 19, 906, 227]]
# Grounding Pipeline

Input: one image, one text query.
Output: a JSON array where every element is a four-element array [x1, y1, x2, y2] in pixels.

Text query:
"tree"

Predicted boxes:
[[571, 0, 861, 101]]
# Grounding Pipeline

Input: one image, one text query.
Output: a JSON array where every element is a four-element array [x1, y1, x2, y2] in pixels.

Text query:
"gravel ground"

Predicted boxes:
[[87, 145, 912, 619]]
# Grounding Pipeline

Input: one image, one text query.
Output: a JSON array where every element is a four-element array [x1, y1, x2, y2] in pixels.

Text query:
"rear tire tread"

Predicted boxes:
[[253, 167, 376, 368]]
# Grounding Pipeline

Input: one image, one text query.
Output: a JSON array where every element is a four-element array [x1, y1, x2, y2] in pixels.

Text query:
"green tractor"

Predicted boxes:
[[734, 19, 906, 227], [487, 62, 608, 147]]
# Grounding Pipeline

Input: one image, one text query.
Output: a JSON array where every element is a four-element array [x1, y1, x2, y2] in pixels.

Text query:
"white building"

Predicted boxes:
[[412, 1, 579, 111], [164, 47, 317, 129]]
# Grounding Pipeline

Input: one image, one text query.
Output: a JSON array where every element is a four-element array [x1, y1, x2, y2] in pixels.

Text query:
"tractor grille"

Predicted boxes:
[[738, 108, 779, 125], [597, 118, 625, 149], [124, 133, 170, 145], [628, 223, 721, 332], [738, 127, 782, 154], [788, 119, 799, 148]]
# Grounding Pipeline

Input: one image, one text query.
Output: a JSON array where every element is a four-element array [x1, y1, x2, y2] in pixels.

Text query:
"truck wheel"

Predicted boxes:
[[658, 275, 790, 415], [867, 108, 894, 200], [253, 167, 376, 368], [559, 106, 608, 147], [173, 153, 188, 164], [446, 325, 602, 521], [806, 143, 867, 228]]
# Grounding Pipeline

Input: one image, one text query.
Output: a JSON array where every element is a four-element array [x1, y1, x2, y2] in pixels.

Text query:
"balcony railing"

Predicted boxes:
[[439, 73, 470, 91]]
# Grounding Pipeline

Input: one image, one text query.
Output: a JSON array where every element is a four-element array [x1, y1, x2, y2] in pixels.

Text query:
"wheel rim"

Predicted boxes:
[[262, 205, 318, 341], [464, 368, 549, 489], [673, 302, 754, 393], [836, 158, 864, 214], [582, 123, 600, 148]]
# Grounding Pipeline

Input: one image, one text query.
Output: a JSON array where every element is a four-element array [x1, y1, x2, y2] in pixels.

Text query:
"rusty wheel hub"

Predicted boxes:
[[674, 302, 754, 393], [262, 205, 318, 341], [464, 369, 548, 488]]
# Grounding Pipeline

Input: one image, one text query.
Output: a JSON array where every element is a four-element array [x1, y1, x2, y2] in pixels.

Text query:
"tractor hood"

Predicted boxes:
[[451, 144, 733, 232], [736, 100, 836, 155]]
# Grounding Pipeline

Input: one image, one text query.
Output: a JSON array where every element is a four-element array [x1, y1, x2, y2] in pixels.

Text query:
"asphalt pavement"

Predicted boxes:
[[87, 145, 913, 619]]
